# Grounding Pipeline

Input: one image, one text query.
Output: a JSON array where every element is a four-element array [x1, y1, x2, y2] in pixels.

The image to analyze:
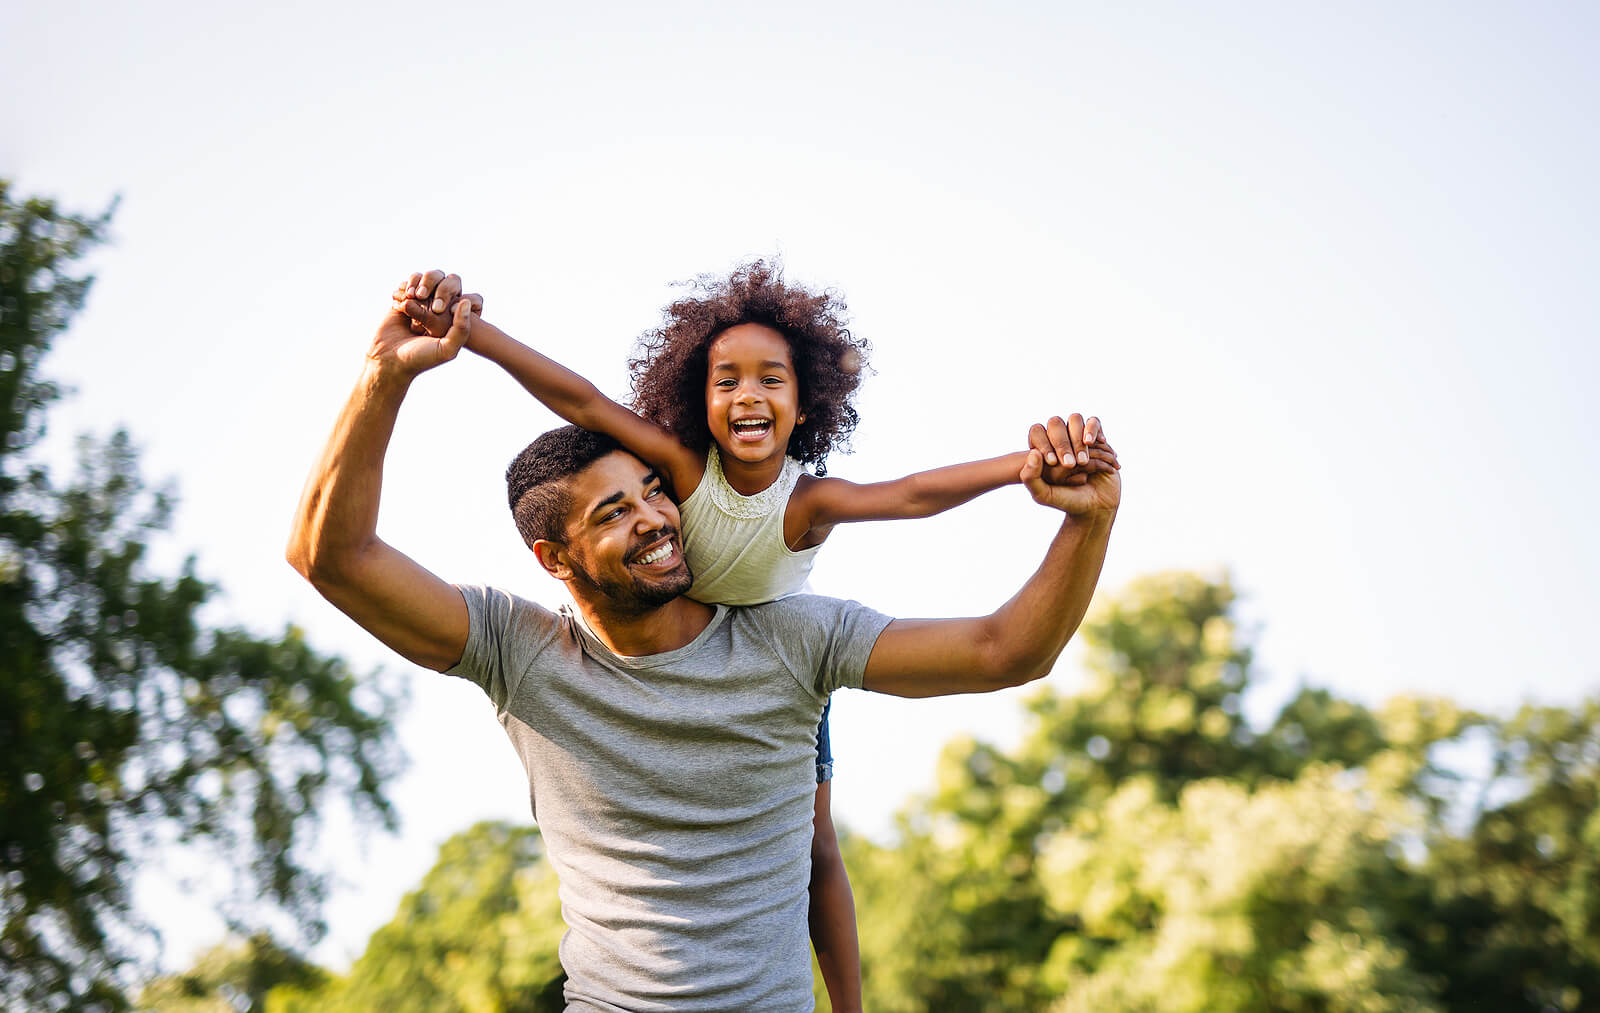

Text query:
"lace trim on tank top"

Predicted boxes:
[[704, 445, 803, 520]]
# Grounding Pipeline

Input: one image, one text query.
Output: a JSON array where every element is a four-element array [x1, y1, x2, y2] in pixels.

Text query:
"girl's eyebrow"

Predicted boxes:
[[709, 359, 792, 372]]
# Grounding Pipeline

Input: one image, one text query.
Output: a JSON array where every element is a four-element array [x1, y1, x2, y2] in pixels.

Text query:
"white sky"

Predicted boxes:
[[6, 0, 1597, 974]]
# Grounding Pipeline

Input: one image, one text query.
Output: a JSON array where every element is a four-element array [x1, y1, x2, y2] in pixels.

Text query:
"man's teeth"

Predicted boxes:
[[636, 544, 673, 565]]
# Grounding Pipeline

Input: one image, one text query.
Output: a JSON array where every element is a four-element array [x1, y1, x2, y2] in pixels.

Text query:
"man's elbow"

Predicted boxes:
[[285, 532, 356, 595], [976, 630, 1062, 691]]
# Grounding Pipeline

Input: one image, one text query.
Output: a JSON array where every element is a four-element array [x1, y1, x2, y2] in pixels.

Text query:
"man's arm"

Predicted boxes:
[[861, 415, 1119, 698], [398, 270, 706, 499], [284, 301, 472, 672]]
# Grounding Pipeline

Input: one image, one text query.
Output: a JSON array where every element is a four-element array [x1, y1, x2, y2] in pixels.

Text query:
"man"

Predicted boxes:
[[287, 295, 1120, 1011]]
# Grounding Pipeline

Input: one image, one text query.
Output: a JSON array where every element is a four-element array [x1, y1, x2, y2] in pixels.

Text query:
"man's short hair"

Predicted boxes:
[[506, 426, 625, 548]]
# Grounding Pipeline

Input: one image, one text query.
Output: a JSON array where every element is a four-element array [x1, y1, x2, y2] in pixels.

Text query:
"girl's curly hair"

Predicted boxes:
[[628, 260, 871, 476]]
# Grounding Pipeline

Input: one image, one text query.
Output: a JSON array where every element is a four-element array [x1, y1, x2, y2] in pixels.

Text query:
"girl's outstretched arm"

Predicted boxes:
[[398, 270, 705, 498], [787, 417, 1118, 547]]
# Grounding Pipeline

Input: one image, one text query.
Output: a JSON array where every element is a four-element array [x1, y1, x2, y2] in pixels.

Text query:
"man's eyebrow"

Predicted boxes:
[[587, 472, 661, 518], [588, 490, 626, 517]]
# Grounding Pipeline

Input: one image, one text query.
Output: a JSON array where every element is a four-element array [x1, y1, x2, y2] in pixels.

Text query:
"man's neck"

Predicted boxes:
[[571, 592, 716, 658]]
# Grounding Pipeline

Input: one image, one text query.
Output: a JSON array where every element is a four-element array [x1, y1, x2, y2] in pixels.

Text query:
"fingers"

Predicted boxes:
[[438, 298, 473, 358], [463, 291, 484, 315], [399, 298, 450, 338], [1043, 416, 1075, 469], [1019, 448, 1048, 503], [1042, 415, 1114, 471], [429, 273, 464, 315], [1065, 413, 1089, 468], [1028, 423, 1061, 467], [413, 269, 447, 304]]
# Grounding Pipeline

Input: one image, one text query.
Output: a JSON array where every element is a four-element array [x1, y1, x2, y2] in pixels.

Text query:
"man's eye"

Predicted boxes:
[[602, 508, 625, 522], [646, 486, 662, 499]]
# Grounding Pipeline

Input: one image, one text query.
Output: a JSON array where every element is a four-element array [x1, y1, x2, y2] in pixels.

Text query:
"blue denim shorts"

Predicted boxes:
[[815, 698, 834, 784]]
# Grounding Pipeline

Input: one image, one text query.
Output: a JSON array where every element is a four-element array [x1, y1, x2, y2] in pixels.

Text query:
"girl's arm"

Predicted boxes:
[[470, 317, 705, 497], [801, 452, 1031, 528], [809, 782, 863, 1013], [397, 271, 704, 498], [787, 417, 1117, 546]]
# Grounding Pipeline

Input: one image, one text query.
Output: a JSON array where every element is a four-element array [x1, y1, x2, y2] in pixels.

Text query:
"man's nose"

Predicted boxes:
[[637, 497, 673, 531]]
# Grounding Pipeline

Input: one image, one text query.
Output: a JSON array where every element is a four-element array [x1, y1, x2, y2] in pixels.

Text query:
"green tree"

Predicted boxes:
[[847, 570, 1582, 1011], [135, 935, 326, 1013], [268, 821, 566, 1012], [0, 181, 404, 1010]]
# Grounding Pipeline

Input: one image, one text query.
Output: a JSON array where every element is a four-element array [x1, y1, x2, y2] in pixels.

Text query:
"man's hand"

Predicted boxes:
[[1021, 414, 1120, 517], [392, 269, 483, 338], [369, 297, 474, 378]]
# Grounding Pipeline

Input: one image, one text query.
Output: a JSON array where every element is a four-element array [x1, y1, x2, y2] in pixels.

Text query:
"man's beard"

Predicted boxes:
[[568, 529, 694, 616]]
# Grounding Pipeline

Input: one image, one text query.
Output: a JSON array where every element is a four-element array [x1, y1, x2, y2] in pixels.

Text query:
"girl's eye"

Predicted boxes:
[[715, 378, 737, 388], [763, 376, 783, 385]]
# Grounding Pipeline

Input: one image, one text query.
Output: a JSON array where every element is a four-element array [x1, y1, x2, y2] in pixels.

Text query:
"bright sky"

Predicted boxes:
[[6, 0, 1597, 974]]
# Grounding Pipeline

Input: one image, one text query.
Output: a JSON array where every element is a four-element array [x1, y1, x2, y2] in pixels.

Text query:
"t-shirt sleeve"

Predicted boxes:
[[753, 594, 894, 697], [444, 584, 562, 711]]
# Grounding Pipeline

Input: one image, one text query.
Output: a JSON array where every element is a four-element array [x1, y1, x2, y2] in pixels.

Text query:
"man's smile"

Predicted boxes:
[[628, 532, 681, 570]]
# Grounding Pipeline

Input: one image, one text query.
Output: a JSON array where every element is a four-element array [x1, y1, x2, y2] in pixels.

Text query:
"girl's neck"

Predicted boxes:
[[716, 445, 787, 497]]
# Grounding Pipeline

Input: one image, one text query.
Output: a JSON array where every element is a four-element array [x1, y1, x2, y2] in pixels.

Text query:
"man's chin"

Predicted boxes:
[[635, 566, 693, 607]]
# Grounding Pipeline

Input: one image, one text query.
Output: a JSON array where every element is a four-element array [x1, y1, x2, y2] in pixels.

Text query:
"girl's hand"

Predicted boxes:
[[391, 269, 484, 338]]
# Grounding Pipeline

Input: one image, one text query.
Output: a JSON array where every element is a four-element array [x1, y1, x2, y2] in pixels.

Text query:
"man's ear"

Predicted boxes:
[[532, 539, 574, 580]]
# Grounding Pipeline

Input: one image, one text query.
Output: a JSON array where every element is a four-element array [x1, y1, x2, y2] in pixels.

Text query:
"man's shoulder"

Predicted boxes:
[[734, 593, 892, 641], [454, 583, 569, 655]]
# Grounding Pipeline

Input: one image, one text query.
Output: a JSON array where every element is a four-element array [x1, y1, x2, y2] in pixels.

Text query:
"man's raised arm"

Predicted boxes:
[[285, 300, 474, 672], [861, 414, 1120, 698]]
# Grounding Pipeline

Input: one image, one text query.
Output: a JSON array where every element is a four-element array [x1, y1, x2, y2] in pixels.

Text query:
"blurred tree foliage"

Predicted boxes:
[[134, 935, 325, 1013], [0, 181, 405, 1011], [147, 571, 1600, 1011], [845, 571, 1600, 1012], [265, 821, 566, 1012]]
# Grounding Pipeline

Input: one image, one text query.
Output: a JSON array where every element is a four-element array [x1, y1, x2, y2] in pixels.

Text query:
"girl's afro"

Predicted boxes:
[[628, 260, 871, 476]]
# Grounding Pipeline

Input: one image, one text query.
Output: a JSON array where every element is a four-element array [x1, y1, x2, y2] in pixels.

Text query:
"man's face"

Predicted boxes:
[[556, 450, 693, 613]]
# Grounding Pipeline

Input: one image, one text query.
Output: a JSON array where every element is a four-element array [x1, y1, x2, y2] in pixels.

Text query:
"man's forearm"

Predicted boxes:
[[982, 505, 1116, 681], [287, 362, 409, 582]]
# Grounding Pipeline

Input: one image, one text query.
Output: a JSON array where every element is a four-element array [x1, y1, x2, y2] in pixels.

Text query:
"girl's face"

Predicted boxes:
[[704, 323, 804, 470]]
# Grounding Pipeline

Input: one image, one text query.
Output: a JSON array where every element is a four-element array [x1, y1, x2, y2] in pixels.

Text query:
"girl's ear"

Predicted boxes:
[[796, 411, 806, 425]]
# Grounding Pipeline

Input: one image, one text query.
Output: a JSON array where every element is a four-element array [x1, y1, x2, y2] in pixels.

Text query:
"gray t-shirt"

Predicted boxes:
[[446, 585, 893, 1012]]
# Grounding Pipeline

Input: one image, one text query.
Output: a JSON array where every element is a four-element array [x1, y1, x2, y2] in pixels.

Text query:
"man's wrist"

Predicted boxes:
[[359, 356, 417, 398]]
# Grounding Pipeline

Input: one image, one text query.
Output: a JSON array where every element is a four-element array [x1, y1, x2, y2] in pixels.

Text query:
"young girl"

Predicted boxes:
[[396, 262, 1111, 1010]]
